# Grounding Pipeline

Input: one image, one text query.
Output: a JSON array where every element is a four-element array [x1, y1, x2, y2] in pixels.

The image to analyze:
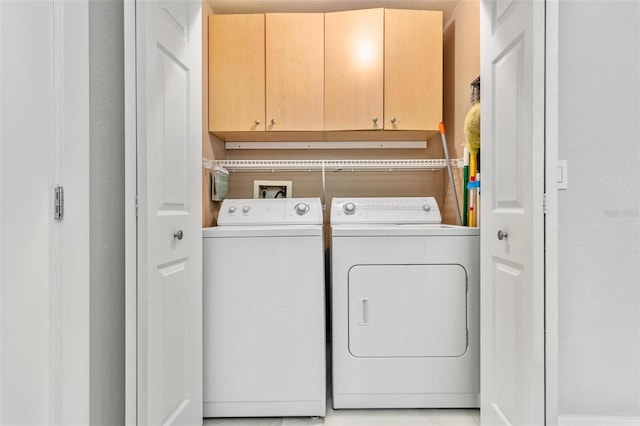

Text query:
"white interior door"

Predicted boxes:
[[480, 0, 545, 425], [134, 0, 202, 424]]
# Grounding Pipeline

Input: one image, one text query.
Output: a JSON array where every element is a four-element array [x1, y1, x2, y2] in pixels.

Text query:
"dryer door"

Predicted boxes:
[[348, 264, 468, 357]]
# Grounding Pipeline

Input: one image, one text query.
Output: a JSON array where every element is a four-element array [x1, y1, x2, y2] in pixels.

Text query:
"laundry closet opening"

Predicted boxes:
[[200, 0, 481, 423]]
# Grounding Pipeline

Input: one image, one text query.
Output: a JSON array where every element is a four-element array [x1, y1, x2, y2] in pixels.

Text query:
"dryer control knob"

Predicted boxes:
[[422, 204, 431, 212], [228, 206, 236, 214], [343, 202, 356, 215], [295, 203, 309, 215], [242, 205, 250, 214]]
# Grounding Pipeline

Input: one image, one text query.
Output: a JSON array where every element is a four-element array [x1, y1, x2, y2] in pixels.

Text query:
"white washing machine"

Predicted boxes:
[[330, 197, 479, 409], [203, 198, 326, 418]]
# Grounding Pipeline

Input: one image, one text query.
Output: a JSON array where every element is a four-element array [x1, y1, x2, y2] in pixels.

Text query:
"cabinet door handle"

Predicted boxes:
[[254, 119, 260, 125], [270, 118, 276, 125], [390, 117, 397, 124], [372, 117, 378, 123]]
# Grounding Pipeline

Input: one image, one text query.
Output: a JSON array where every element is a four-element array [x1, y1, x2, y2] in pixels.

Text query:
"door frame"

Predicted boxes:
[[124, 0, 137, 424], [120, 1, 561, 424], [544, 0, 560, 425]]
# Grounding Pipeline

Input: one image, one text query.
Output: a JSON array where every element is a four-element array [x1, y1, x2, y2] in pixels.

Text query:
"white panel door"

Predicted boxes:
[[480, 0, 545, 425], [135, 0, 202, 424]]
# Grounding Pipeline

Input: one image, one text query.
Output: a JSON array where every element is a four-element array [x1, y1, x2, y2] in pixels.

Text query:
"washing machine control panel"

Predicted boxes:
[[218, 198, 323, 226], [331, 197, 442, 224]]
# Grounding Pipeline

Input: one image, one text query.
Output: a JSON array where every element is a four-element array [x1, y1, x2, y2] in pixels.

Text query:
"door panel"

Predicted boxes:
[[480, 0, 545, 425], [348, 264, 468, 357], [492, 260, 523, 422], [266, 13, 324, 131], [157, 45, 189, 210], [325, 8, 384, 130], [154, 259, 190, 423], [384, 9, 442, 131], [493, 36, 525, 208], [136, 0, 202, 424], [160, 0, 188, 39], [495, 0, 517, 23], [208, 14, 265, 132]]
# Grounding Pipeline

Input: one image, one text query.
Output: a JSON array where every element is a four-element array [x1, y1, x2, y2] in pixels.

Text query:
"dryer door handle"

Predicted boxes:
[[358, 298, 369, 326]]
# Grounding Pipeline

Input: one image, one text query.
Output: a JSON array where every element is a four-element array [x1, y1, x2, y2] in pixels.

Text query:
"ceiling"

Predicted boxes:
[[206, 0, 459, 23]]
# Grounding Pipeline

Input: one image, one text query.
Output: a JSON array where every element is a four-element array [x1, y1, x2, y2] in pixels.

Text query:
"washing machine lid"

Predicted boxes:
[[217, 198, 322, 226], [331, 197, 442, 225]]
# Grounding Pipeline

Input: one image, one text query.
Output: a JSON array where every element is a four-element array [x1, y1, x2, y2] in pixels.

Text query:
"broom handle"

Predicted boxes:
[[462, 146, 469, 226], [439, 123, 463, 226]]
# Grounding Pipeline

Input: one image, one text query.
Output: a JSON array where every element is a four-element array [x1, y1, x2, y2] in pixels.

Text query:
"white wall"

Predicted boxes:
[[558, 0, 640, 419], [1, 1, 92, 423], [1, 3, 56, 422]]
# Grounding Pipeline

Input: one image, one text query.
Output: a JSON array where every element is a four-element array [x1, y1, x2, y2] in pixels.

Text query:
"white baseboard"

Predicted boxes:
[[559, 415, 640, 426]]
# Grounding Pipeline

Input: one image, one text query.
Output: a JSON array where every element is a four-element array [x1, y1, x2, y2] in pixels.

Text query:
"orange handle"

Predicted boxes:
[[439, 122, 446, 134], [469, 152, 477, 179]]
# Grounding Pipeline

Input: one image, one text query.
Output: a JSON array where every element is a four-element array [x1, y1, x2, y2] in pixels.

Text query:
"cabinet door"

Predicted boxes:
[[325, 8, 384, 131], [384, 9, 442, 131], [266, 13, 324, 131], [209, 14, 264, 132]]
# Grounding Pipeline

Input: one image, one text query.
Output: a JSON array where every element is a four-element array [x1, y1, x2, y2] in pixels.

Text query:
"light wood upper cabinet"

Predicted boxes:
[[209, 14, 265, 132], [208, 8, 442, 138], [325, 8, 384, 131], [324, 8, 442, 132], [384, 9, 443, 131], [266, 14, 324, 131]]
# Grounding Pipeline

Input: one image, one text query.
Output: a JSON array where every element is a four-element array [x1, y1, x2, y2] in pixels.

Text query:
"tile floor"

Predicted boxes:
[[203, 398, 480, 426], [203, 365, 481, 426]]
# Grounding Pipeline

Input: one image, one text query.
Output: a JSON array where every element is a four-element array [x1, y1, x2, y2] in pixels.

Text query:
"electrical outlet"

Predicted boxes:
[[253, 180, 292, 199]]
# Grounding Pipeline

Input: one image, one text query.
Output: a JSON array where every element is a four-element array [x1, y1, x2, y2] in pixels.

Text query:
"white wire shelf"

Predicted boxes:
[[203, 158, 462, 172]]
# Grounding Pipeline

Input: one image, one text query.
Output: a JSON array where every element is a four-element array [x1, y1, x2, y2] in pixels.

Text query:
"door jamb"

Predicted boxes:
[[121, 1, 561, 424], [544, 1, 559, 425], [124, 0, 138, 424]]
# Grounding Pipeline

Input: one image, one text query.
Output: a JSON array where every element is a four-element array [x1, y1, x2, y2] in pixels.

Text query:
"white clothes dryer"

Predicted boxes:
[[203, 198, 326, 417], [330, 197, 479, 409]]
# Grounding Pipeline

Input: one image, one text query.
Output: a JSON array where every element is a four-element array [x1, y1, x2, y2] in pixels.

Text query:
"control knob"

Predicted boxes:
[[294, 203, 309, 216], [228, 206, 237, 214], [422, 204, 431, 212], [343, 202, 356, 215], [242, 205, 250, 214]]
